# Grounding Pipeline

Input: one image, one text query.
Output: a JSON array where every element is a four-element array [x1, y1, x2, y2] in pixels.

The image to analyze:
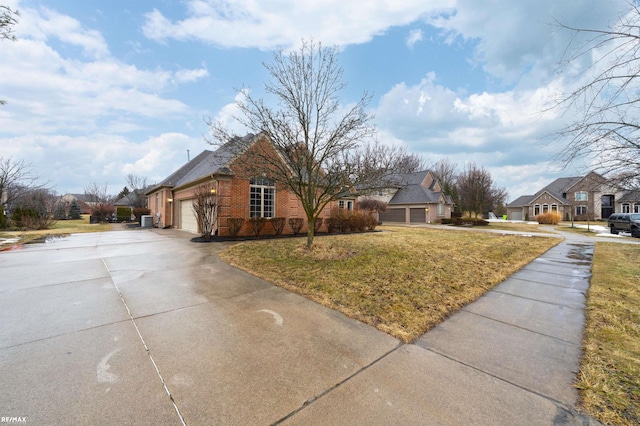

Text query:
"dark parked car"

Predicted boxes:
[[608, 213, 640, 237]]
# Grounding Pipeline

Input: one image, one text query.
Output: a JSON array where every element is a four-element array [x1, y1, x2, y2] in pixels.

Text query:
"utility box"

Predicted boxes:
[[141, 215, 153, 228]]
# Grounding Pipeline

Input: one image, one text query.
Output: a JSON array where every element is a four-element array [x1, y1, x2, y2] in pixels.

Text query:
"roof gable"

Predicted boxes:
[[388, 170, 451, 205], [507, 195, 535, 208], [147, 134, 258, 194]]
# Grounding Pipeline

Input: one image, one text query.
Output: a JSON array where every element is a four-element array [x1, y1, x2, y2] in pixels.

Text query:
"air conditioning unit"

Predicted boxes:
[[141, 215, 153, 228]]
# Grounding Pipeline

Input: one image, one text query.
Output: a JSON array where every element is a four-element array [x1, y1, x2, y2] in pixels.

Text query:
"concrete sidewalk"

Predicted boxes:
[[0, 228, 603, 425], [285, 239, 600, 425]]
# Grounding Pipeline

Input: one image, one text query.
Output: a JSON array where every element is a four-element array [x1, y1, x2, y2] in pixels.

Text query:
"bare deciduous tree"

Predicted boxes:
[[125, 174, 149, 208], [192, 183, 218, 240], [84, 182, 115, 222], [553, 2, 640, 189], [456, 163, 507, 218], [1, 5, 19, 106], [208, 39, 422, 247], [0, 5, 18, 41], [0, 157, 47, 213], [431, 158, 459, 206]]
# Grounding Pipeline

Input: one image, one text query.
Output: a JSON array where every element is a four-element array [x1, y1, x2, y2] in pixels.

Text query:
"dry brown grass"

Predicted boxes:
[[220, 225, 559, 342], [485, 221, 556, 233], [577, 243, 640, 426], [0, 216, 113, 247]]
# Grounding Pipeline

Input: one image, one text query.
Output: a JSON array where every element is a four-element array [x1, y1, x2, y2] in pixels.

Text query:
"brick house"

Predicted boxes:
[[145, 133, 340, 236], [506, 171, 625, 221]]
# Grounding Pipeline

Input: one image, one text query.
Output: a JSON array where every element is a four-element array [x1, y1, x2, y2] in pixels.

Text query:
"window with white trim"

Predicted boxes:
[[634, 204, 640, 213], [338, 200, 353, 210], [576, 205, 587, 215], [438, 203, 444, 216], [622, 203, 630, 213], [575, 191, 588, 201], [551, 204, 558, 212], [534, 204, 540, 216], [542, 204, 549, 213], [250, 177, 275, 218]]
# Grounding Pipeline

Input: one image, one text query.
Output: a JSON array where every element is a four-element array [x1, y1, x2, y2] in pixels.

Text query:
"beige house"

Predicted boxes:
[[376, 170, 453, 224], [506, 171, 624, 221]]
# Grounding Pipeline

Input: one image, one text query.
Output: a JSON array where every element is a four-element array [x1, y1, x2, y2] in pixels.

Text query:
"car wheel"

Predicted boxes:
[[632, 227, 640, 238], [610, 225, 619, 235]]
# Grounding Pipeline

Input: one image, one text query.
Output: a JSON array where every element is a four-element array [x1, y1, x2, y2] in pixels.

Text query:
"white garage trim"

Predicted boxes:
[[180, 199, 198, 233]]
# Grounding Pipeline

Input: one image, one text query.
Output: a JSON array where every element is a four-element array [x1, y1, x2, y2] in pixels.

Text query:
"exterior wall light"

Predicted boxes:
[[210, 188, 217, 195], [168, 198, 173, 203]]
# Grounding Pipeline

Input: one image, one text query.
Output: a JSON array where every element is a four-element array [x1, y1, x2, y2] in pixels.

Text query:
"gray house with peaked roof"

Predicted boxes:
[[376, 170, 453, 224], [506, 171, 625, 221]]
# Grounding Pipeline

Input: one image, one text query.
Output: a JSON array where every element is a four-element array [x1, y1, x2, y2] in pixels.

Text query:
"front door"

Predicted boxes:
[[601, 194, 614, 218]]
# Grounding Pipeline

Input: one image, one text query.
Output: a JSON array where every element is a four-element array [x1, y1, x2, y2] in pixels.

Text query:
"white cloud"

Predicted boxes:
[[209, 90, 251, 137], [142, 0, 454, 49], [0, 7, 210, 136], [406, 29, 423, 49], [16, 5, 109, 59], [0, 132, 203, 194], [174, 66, 209, 83], [429, 0, 628, 85]]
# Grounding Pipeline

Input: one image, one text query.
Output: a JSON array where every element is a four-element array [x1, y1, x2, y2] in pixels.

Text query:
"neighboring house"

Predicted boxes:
[[146, 133, 340, 236], [113, 191, 148, 209], [375, 170, 453, 224], [59, 193, 93, 215], [618, 190, 640, 213], [506, 171, 625, 221]]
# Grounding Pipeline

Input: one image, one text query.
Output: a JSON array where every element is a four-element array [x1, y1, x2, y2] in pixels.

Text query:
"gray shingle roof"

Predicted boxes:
[[147, 134, 254, 194], [388, 170, 446, 204], [535, 176, 581, 201], [619, 190, 640, 202], [507, 195, 535, 208]]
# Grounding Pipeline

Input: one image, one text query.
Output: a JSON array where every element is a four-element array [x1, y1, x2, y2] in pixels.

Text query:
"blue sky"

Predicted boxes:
[[0, 0, 629, 201]]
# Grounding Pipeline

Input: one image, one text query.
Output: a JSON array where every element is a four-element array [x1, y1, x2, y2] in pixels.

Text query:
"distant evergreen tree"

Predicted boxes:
[[117, 186, 130, 199], [53, 201, 67, 220], [69, 199, 81, 219]]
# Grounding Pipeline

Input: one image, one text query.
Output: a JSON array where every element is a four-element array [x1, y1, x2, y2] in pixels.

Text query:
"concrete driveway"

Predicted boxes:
[[0, 227, 607, 425], [0, 229, 402, 425]]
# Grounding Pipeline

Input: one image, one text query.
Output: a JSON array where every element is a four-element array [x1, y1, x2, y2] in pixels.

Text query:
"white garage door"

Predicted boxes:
[[180, 200, 198, 233]]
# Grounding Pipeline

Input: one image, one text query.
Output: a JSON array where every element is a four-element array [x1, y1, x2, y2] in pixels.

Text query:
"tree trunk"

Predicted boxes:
[[306, 216, 315, 248]]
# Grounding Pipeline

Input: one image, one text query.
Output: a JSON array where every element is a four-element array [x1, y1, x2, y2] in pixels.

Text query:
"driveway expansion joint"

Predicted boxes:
[[271, 341, 404, 425], [102, 258, 187, 426]]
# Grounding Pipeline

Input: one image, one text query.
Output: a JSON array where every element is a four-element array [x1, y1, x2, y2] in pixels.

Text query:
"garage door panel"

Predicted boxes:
[[180, 200, 198, 233], [379, 208, 405, 223], [410, 208, 426, 223]]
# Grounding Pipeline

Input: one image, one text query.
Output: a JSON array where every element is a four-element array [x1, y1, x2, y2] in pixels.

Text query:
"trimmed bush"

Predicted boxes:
[[536, 212, 562, 225], [453, 218, 489, 227], [116, 206, 132, 222], [326, 217, 338, 233], [133, 208, 150, 223], [248, 217, 267, 238], [288, 218, 304, 235], [364, 214, 378, 230], [270, 217, 286, 236], [227, 218, 245, 237]]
